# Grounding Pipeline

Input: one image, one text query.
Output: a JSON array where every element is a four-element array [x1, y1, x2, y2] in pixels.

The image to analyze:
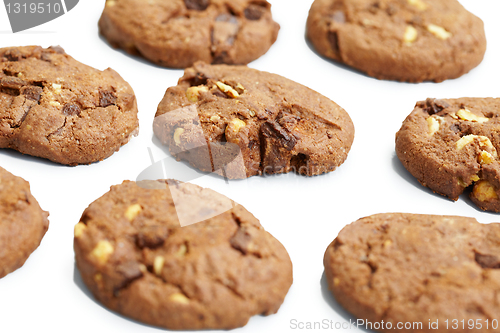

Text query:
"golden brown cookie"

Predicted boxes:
[[153, 62, 355, 179], [99, 0, 279, 68], [306, 0, 486, 82], [0, 166, 49, 279], [396, 98, 500, 212], [0, 46, 138, 165], [74, 179, 293, 330], [325, 213, 500, 333]]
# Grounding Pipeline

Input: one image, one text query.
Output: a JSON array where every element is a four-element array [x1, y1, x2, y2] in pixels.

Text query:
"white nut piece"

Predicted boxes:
[[473, 181, 499, 202], [457, 108, 489, 123], [186, 86, 209, 103], [74, 222, 87, 238], [404, 26, 418, 45], [90, 240, 114, 264], [427, 24, 452, 40], [225, 118, 246, 135], [154, 256, 165, 276], [169, 293, 190, 304], [216, 82, 240, 98], [173, 128, 185, 146], [210, 115, 221, 122], [125, 204, 142, 221], [408, 0, 428, 10], [479, 151, 494, 165], [426, 115, 442, 136]]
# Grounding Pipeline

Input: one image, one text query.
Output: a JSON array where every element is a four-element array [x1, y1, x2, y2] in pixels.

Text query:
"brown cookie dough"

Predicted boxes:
[[0, 167, 49, 279], [99, 0, 279, 68], [325, 213, 500, 333], [396, 98, 500, 212], [153, 62, 354, 179], [0, 46, 139, 166], [74, 179, 293, 330], [306, 0, 486, 82]]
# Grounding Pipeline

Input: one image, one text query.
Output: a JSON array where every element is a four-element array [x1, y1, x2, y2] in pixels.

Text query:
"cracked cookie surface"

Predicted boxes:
[[324, 213, 500, 333], [306, 0, 486, 82], [99, 0, 279, 68], [0, 166, 49, 279], [396, 98, 500, 212], [153, 62, 354, 179], [73, 179, 293, 330], [0, 46, 138, 165]]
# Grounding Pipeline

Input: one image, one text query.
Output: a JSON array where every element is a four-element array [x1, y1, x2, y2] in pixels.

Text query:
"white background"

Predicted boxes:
[[1, 1, 499, 332]]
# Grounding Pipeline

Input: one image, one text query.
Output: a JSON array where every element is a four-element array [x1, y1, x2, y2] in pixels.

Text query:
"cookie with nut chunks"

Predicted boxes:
[[74, 179, 293, 330], [0, 166, 49, 279], [0, 46, 138, 165], [153, 62, 354, 179], [306, 0, 486, 82], [325, 213, 500, 333], [99, 0, 279, 68], [396, 98, 500, 212]]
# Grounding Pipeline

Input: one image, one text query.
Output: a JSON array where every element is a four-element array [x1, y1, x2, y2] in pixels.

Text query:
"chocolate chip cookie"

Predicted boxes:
[[0, 46, 138, 165], [396, 98, 500, 212], [325, 213, 500, 333], [74, 179, 293, 330], [99, 0, 279, 68], [153, 62, 354, 179], [306, 0, 486, 82], [0, 167, 49, 279]]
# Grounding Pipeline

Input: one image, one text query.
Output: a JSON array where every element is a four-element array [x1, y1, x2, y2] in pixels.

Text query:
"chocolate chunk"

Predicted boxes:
[[184, 0, 210, 11], [421, 98, 450, 115], [1, 76, 26, 90], [230, 227, 253, 255], [4, 49, 24, 62], [244, 4, 265, 20], [114, 261, 144, 296], [21, 86, 43, 102], [260, 120, 298, 173], [261, 121, 296, 151], [48, 45, 66, 54], [62, 104, 82, 116], [475, 253, 500, 269], [99, 90, 117, 107], [136, 226, 168, 249], [328, 30, 340, 55]]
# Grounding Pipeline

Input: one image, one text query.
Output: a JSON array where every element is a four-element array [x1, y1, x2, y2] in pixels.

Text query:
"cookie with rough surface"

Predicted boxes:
[[0, 45, 138, 165], [99, 0, 279, 68], [0, 167, 49, 279], [325, 213, 500, 333], [74, 179, 293, 330], [396, 98, 500, 212], [153, 62, 354, 179], [306, 0, 486, 82]]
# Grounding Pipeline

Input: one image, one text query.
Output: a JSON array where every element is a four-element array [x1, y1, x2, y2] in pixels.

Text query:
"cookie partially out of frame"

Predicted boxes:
[[0, 167, 49, 279], [153, 62, 354, 179], [0, 46, 138, 165], [306, 0, 486, 82], [99, 0, 280, 68], [396, 98, 500, 212], [325, 213, 500, 333], [74, 179, 293, 330]]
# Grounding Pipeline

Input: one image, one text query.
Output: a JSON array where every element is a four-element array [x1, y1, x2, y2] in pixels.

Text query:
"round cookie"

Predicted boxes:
[[396, 98, 500, 212], [324, 213, 500, 333], [99, 0, 280, 68], [306, 0, 486, 82], [0, 45, 138, 166], [153, 62, 354, 179], [74, 179, 293, 330], [0, 167, 49, 279]]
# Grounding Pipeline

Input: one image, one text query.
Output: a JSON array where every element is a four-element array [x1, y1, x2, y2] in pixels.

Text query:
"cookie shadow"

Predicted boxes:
[[391, 154, 453, 202], [320, 272, 374, 333], [0, 148, 72, 168]]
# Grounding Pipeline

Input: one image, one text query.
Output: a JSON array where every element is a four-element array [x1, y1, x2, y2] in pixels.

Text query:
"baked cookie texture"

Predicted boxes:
[[0, 167, 49, 279], [324, 213, 500, 333], [396, 98, 500, 212], [99, 0, 280, 68], [74, 179, 293, 330], [153, 62, 354, 179], [0, 46, 138, 166], [306, 0, 486, 82]]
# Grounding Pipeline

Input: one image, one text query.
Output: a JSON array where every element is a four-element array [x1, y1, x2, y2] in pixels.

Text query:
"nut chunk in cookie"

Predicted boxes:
[[153, 62, 354, 179], [74, 179, 293, 330], [0, 167, 49, 279], [325, 213, 500, 333], [306, 0, 486, 82], [396, 97, 500, 212], [0, 45, 138, 165], [99, 0, 280, 68]]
